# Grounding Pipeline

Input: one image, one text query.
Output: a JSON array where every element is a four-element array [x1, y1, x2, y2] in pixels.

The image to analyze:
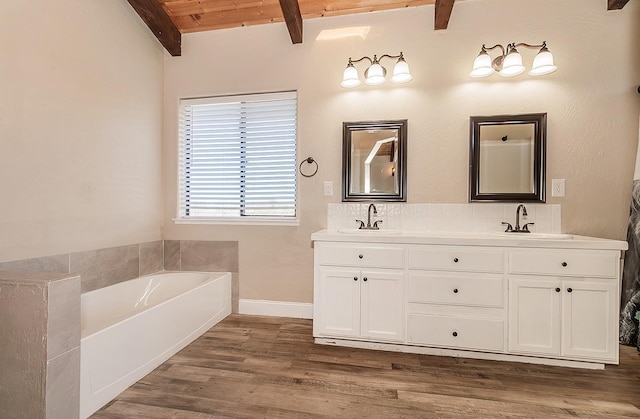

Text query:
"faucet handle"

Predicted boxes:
[[372, 220, 383, 229], [501, 222, 513, 232], [356, 219, 365, 229], [522, 222, 535, 232]]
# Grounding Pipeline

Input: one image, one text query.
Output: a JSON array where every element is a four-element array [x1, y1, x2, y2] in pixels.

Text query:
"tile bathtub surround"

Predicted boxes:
[[0, 253, 69, 273], [327, 203, 561, 234], [164, 240, 240, 313], [139, 240, 164, 276], [0, 272, 81, 419], [71, 244, 140, 293], [0, 238, 237, 305]]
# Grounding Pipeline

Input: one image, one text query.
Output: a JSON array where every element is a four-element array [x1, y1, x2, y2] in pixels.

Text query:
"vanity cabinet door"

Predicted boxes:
[[315, 269, 361, 338], [361, 270, 404, 342], [508, 277, 561, 356], [561, 280, 617, 361]]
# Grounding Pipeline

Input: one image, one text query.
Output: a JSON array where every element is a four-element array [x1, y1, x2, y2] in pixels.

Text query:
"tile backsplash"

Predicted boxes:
[[327, 203, 561, 234]]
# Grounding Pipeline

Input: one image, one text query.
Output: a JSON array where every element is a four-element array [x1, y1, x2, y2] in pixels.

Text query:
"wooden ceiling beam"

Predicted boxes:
[[434, 0, 455, 30], [127, 0, 182, 56], [608, 0, 630, 10], [279, 0, 303, 44]]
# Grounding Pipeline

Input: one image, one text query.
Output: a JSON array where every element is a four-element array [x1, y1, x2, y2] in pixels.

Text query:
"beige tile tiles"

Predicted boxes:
[[46, 347, 80, 419], [163, 240, 181, 271], [0, 281, 48, 419], [180, 240, 238, 273], [0, 254, 69, 273], [47, 276, 81, 360], [71, 244, 139, 293], [139, 241, 163, 276]]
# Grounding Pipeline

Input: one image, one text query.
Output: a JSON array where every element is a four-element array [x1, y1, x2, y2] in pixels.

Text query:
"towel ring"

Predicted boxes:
[[299, 157, 318, 177]]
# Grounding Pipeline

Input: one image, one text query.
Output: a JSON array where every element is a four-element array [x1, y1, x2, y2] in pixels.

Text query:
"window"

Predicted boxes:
[[177, 91, 297, 224]]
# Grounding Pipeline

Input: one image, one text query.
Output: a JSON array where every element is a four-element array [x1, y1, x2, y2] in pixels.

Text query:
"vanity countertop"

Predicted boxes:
[[311, 229, 628, 251]]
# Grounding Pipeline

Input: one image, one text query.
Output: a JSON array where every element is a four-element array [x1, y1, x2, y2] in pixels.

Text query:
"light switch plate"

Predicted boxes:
[[323, 181, 333, 196], [552, 179, 565, 197]]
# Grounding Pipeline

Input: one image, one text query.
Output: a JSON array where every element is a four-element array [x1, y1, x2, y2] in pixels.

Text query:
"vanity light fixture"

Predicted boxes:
[[341, 52, 412, 88], [470, 42, 557, 78]]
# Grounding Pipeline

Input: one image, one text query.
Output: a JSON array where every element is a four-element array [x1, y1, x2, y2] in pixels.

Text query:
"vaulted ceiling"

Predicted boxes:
[[126, 0, 631, 57]]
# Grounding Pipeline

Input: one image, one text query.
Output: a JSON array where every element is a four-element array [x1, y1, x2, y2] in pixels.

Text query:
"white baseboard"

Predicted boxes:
[[238, 299, 313, 319]]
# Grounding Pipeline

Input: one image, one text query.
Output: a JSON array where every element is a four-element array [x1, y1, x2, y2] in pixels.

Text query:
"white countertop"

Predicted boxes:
[[311, 229, 628, 251]]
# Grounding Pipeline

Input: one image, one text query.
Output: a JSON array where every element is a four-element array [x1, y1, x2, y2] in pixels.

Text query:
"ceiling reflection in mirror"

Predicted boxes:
[[343, 120, 407, 201], [478, 123, 535, 194], [470, 113, 546, 202]]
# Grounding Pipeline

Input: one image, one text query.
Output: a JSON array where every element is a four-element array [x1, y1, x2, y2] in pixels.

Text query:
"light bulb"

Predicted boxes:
[[470, 49, 494, 78], [391, 56, 412, 84], [341, 62, 361, 88], [499, 47, 525, 77], [365, 62, 386, 85], [529, 46, 557, 76]]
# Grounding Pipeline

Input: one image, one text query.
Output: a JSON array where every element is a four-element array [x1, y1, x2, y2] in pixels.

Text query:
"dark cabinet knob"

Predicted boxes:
[[453, 258, 459, 263], [561, 262, 567, 267], [453, 288, 459, 294], [358, 254, 364, 259], [555, 287, 561, 292], [567, 287, 573, 293], [353, 277, 358, 281], [452, 331, 458, 337], [363, 277, 368, 282]]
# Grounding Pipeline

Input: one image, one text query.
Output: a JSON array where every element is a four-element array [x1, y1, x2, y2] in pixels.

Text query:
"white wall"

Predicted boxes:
[[0, 0, 165, 262], [163, 0, 639, 304]]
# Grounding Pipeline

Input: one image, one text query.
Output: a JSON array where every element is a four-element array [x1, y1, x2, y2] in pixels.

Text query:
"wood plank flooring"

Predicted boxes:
[[92, 314, 640, 418]]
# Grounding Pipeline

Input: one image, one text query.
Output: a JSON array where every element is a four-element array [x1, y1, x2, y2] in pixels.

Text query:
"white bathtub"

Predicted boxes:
[[80, 271, 231, 418]]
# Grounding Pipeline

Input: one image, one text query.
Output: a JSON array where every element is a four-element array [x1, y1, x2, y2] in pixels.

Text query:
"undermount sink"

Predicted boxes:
[[491, 232, 574, 240], [337, 229, 403, 235]]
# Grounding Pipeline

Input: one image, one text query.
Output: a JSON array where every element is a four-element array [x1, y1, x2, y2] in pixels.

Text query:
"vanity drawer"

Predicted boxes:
[[317, 243, 405, 269], [407, 314, 504, 352], [408, 246, 504, 273], [509, 249, 619, 278], [407, 273, 504, 308]]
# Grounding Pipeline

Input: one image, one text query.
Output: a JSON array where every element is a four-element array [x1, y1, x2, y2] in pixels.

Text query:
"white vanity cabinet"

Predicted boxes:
[[312, 230, 626, 368], [508, 249, 620, 362], [406, 245, 506, 353], [313, 242, 405, 342]]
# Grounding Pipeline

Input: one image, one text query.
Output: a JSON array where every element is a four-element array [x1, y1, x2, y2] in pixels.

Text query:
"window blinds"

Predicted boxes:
[[178, 91, 297, 219]]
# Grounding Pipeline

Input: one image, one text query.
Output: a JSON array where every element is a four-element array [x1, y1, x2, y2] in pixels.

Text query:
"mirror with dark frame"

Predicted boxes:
[[469, 113, 546, 202], [342, 120, 407, 202]]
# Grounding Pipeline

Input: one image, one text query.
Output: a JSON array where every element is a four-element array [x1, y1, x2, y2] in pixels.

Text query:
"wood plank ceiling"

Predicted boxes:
[[127, 0, 631, 57]]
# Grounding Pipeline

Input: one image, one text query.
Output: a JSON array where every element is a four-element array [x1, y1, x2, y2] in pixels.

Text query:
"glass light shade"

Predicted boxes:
[[499, 49, 525, 77], [365, 63, 386, 85], [391, 58, 412, 83], [470, 51, 494, 78], [529, 47, 557, 76], [341, 64, 361, 88]]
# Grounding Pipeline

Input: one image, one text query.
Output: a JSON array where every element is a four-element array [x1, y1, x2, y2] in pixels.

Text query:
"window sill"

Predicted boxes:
[[173, 217, 300, 227]]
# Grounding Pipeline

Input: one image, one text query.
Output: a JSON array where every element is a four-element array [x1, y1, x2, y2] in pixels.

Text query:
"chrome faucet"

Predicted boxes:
[[501, 204, 535, 233], [356, 203, 383, 230]]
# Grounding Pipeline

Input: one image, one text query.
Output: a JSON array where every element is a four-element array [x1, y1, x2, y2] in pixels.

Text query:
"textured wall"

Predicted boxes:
[[0, 0, 164, 263], [161, 0, 638, 304]]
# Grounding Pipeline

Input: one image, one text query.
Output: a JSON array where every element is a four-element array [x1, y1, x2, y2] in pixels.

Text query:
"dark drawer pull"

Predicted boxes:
[[358, 254, 364, 259], [453, 258, 459, 263], [353, 277, 358, 281], [452, 331, 458, 337], [363, 277, 368, 282], [555, 287, 561, 292], [567, 287, 573, 293], [561, 262, 568, 267], [453, 288, 459, 294]]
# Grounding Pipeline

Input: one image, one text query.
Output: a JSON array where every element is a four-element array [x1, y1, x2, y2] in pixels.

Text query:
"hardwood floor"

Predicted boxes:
[[92, 314, 640, 418]]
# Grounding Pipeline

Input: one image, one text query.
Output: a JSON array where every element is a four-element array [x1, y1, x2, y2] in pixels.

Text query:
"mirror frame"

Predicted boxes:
[[342, 119, 407, 202], [469, 113, 546, 203]]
